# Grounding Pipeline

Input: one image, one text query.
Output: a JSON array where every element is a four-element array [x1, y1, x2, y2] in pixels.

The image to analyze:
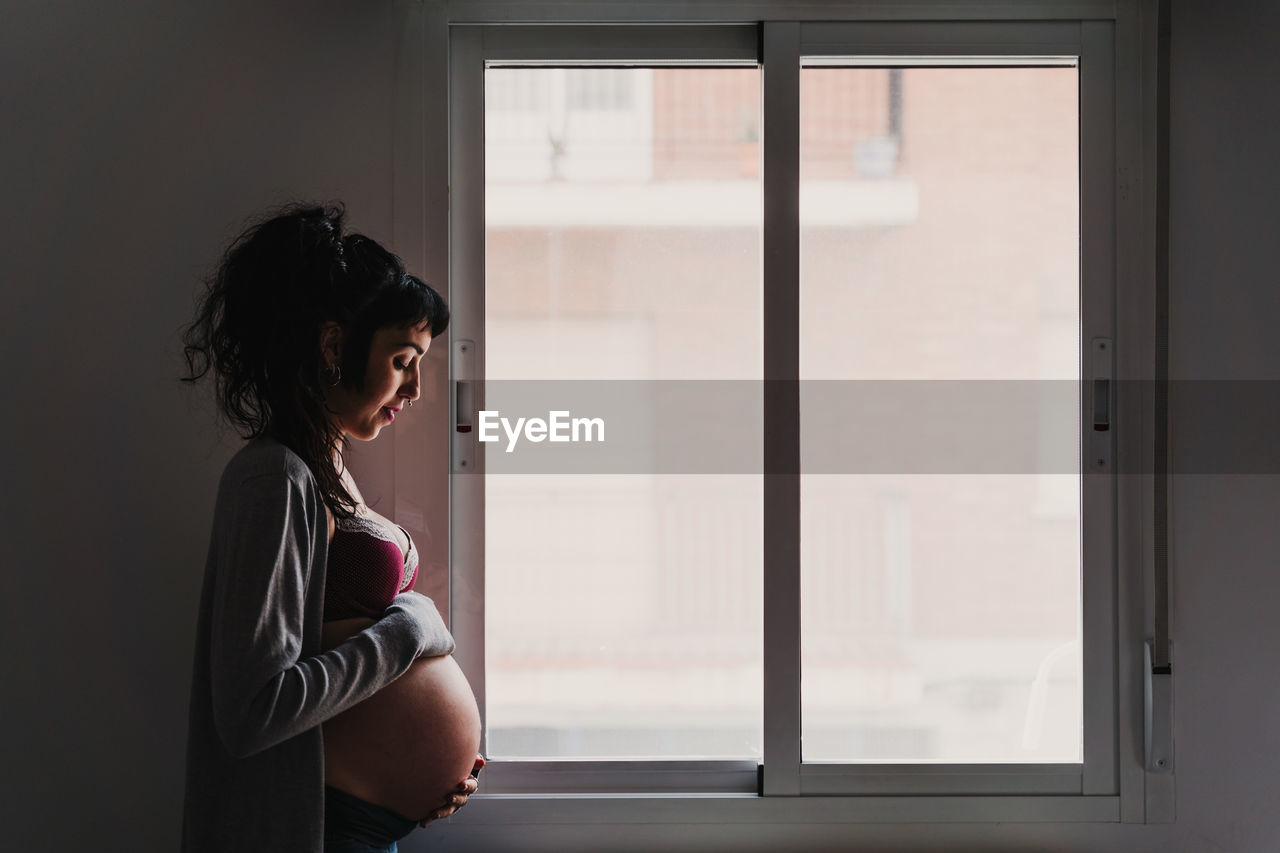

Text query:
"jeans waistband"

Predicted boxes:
[[324, 785, 418, 850]]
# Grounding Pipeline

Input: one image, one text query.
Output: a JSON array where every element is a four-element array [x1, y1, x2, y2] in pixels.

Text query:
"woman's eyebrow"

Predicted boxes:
[[395, 342, 425, 355]]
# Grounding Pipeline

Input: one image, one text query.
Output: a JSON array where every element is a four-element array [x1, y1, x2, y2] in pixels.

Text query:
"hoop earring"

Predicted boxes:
[[324, 364, 342, 388]]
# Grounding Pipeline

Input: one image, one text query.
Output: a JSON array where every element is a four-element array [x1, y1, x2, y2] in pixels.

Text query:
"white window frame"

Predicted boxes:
[[395, 0, 1167, 829]]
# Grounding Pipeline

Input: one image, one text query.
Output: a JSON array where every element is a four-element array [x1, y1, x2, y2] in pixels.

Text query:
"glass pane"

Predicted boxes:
[[484, 67, 763, 759], [799, 66, 1082, 762]]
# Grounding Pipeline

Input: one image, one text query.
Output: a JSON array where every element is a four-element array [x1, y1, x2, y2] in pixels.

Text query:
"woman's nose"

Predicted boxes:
[[401, 368, 421, 401]]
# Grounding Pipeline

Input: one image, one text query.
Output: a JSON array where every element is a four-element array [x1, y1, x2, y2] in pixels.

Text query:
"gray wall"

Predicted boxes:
[[2, 1, 1276, 850]]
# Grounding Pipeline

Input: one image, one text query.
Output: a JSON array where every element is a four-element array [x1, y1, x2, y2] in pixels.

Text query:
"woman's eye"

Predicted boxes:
[[394, 359, 408, 370]]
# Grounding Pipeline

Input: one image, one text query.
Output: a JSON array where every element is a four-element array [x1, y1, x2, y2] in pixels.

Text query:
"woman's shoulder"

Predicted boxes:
[[208, 437, 327, 543], [220, 435, 317, 490]]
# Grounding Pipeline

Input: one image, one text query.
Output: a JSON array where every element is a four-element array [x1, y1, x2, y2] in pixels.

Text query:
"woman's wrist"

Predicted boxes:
[[385, 592, 456, 657]]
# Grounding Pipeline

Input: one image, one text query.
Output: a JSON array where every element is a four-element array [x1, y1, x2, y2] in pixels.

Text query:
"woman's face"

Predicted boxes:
[[326, 322, 434, 442]]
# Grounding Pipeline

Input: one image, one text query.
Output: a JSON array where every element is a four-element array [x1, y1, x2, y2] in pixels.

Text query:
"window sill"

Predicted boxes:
[[454, 792, 1121, 824]]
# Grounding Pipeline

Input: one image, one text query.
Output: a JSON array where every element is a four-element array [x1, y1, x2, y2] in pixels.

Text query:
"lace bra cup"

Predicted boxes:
[[323, 515, 419, 620]]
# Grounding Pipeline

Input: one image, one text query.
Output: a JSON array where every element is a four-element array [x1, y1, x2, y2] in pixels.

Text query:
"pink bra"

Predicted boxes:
[[323, 515, 419, 620]]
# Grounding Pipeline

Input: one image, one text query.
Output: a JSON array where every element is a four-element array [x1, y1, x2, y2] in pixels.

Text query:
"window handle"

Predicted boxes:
[[456, 381, 474, 434], [453, 339, 476, 472], [1089, 338, 1112, 470], [1144, 641, 1173, 773], [1093, 377, 1110, 431]]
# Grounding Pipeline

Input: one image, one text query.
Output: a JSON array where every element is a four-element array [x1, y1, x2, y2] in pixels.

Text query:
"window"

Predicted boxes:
[[798, 59, 1083, 770], [483, 63, 764, 765], [432, 4, 1164, 827]]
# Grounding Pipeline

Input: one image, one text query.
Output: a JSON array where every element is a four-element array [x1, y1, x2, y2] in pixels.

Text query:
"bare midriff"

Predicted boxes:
[[321, 617, 482, 821]]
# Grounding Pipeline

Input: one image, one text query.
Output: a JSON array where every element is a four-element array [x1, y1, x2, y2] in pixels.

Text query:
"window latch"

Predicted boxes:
[[453, 339, 476, 472], [1093, 377, 1110, 431], [1144, 641, 1173, 773], [1089, 338, 1112, 469]]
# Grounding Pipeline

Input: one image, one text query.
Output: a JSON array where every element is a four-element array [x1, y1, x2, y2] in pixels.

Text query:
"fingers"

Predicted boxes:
[[419, 787, 475, 827], [420, 804, 458, 826], [420, 763, 486, 827]]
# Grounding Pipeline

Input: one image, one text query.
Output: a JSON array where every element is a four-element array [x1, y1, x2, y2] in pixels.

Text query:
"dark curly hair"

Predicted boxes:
[[182, 202, 449, 519]]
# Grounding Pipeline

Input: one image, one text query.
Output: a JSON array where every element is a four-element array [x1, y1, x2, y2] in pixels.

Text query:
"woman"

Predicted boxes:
[[181, 203, 482, 853]]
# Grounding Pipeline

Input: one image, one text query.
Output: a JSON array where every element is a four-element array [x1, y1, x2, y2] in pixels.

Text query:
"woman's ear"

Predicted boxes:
[[318, 321, 344, 368]]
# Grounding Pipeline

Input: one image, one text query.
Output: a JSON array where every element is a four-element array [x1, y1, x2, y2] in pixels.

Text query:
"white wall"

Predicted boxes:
[[2, 1, 1277, 850]]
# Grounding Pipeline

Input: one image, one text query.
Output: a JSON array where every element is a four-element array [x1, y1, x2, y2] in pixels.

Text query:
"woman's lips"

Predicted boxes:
[[383, 407, 397, 422]]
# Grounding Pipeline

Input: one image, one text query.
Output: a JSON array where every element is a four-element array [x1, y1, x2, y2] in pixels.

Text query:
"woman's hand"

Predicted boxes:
[[420, 756, 485, 826]]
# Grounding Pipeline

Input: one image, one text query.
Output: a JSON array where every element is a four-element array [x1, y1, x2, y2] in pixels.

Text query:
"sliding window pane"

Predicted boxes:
[[799, 65, 1082, 762], [484, 67, 763, 759]]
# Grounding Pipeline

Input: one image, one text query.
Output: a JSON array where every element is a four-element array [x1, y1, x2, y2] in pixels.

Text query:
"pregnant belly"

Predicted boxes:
[[322, 620, 482, 821]]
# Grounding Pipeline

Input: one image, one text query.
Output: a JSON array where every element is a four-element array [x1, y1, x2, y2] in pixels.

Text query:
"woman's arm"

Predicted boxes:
[[206, 469, 454, 759]]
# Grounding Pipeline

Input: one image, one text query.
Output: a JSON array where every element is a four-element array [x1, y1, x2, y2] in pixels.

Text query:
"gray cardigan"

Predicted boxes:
[[182, 437, 455, 852]]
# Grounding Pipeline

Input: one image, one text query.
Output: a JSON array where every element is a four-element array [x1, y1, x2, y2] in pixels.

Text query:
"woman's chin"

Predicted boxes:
[[346, 425, 382, 442]]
